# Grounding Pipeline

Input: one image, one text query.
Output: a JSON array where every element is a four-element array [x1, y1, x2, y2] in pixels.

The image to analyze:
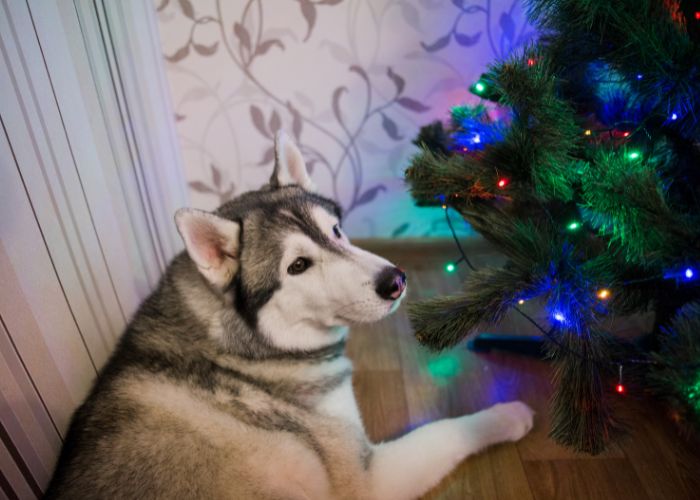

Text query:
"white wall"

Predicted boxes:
[[0, 1, 186, 496], [156, 0, 533, 238]]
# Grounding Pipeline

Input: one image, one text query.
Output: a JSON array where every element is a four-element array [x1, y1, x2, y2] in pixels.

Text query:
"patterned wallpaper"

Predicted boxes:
[[156, 0, 533, 238]]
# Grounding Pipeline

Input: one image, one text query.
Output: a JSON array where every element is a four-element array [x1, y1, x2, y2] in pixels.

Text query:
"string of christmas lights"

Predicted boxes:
[[408, 0, 700, 453], [441, 203, 700, 380]]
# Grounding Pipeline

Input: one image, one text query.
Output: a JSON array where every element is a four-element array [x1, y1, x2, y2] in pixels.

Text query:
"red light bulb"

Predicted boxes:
[[527, 58, 536, 67], [616, 384, 625, 394], [695, 11, 700, 20], [497, 178, 508, 188]]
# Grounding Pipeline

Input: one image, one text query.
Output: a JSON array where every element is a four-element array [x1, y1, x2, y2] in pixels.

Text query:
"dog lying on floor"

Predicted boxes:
[[45, 131, 534, 499]]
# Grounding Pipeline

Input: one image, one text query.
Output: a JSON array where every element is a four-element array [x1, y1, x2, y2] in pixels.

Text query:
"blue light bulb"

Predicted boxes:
[[553, 312, 566, 323], [685, 268, 694, 279], [671, 113, 678, 121]]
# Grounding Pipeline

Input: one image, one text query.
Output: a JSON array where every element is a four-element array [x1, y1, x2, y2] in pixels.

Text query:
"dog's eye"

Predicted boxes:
[[333, 224, 342, 239], [288, 257, 311, 275]]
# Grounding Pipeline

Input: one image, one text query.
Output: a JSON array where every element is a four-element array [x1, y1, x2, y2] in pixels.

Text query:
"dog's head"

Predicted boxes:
[[174, 132, 406, 351]]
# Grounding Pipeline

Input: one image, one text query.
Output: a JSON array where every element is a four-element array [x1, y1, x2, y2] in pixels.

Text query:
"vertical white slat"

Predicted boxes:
[[0, 318, 60, 488], [0, 439, 37, 500], [140, 0, 191, 212], [0, 185, 95, 437], [0, 0, 113, 366], [71, 1, 164, 294], [0, 0, 188, 494], [0, 392, 50, 496], [92, 2, 170, 274], [30, 0, 158, 316], [98, 0, 189, 259]]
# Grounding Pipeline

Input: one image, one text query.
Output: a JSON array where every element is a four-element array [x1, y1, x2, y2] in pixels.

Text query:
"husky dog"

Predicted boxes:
[[45, 132, 534, 499]]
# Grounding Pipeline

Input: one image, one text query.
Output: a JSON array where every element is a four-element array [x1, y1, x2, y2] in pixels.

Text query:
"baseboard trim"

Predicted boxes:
[[351, 237, 495, 258]]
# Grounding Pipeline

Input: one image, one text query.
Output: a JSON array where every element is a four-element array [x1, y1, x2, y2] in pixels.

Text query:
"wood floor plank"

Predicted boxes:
[[617, 401, 700, 500], [352, 370, 410, 443], [523, 459, 650, 500], [423, 443, 533, 500], [346, 317, 404, 372], [348, 243, 700, 500]]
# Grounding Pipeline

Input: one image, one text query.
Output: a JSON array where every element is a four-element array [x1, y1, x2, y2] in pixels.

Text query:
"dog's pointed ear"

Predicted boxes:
[[270, 130, 316, 191], [175, 208, 240, 288]]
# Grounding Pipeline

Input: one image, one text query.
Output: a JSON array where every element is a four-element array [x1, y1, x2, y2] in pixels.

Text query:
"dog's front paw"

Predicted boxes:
[[486, 401, 535, 442]]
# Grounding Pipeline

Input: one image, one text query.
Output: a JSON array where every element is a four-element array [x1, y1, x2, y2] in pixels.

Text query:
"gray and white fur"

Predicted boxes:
[[45, 131, 534, 499]]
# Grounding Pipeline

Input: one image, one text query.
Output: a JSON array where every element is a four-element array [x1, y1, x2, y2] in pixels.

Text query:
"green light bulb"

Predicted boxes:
[[627, 151, 641, 160], [427, 354, 462, 380], [474, 82, 485, 94], [567, 221, 581, 231], [687, 372, 700, 412], [445, 263, 456, 273]]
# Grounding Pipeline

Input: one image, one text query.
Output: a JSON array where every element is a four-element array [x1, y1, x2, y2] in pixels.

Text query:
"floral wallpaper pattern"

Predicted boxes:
[[156, 0, 533, 237]]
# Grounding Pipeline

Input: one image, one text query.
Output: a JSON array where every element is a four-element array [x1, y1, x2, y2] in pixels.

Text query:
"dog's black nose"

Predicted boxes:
[[375, 266, 407, 301]]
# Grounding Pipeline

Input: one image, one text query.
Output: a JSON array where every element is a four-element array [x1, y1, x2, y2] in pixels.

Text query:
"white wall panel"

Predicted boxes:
[[0, 0, 187, 496]]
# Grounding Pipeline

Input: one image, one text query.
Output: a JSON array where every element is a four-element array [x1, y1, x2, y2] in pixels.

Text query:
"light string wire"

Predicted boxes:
[[442, 206, 700, 370]]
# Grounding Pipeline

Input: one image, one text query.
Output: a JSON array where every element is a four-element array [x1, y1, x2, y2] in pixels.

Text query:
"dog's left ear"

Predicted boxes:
[[269, 130, 316, 191], [175, 208, 240, 289]]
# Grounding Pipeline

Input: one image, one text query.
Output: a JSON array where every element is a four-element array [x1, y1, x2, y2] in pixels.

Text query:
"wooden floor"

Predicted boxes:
[[347, 241, 700, 500]]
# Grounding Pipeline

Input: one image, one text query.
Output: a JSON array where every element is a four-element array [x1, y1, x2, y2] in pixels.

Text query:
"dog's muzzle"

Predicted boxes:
[[375, 267, 407, 300]]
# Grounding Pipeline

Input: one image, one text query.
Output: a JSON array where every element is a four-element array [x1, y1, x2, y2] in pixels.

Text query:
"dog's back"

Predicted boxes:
[[45, 263, 225, 498], [46, 263, 367, 498]]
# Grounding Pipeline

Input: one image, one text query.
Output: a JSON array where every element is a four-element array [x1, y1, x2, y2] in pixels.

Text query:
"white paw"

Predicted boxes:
[[487, 401, 535, 442]]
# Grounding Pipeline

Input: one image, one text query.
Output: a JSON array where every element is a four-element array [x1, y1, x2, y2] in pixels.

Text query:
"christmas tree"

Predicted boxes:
[[405, 0, 700, 454]]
